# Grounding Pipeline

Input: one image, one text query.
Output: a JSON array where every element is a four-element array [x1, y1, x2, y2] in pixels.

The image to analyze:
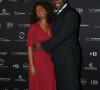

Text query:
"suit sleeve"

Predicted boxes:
[[42, 12, 79, 53]]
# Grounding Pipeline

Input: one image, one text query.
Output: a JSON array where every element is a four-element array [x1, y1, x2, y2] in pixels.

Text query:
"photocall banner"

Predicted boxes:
[[0, 0, 100, 90]]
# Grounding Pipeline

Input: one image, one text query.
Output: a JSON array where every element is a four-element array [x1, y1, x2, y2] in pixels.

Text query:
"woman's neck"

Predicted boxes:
[[39, 18, 48, 26]]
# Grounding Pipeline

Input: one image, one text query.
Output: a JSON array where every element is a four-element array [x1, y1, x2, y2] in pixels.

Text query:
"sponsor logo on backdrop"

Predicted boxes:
[[80, 78, 87, 86], [80, 24, 90, 27], [23, 63, 29, 70], [76, 8, 83, 14], [18, 32, 25, 39], [0, 23, 1, 29], [85, 37, 91, 41], [0, 9, 10, 16], [79, 38, 80, 42], [11, 52, 27, 56], [88, 8, 100, 13], [0, 52, 7, 55], [0, 77, 11, 81], [0, 59, 9, 69], [13, 88, 19, 90], [90, 52, 97, 56], [13, 64, 19, 68], [91, 80, 98, 86], [85, 37, 100, 41], [18, 24, 31, 28], [14, 32, 27, 42], [14, 11, 25, 15], [94, 25, 100, 29], [0, 38, 11, 42], [7, 22, 13, 28], [15, 75, 26, 82], [0, 0, 2, 2], [24, 0, 30, 2], [84, 63, 97, 71], [8, 0, 18, 2]]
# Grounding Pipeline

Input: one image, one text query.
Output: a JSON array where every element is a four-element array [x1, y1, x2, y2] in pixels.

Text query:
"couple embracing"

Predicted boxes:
[[26, 0, 81, 90]]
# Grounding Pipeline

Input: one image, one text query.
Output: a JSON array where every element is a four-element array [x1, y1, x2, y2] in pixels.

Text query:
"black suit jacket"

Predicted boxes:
[[42, 5, 81, 64]]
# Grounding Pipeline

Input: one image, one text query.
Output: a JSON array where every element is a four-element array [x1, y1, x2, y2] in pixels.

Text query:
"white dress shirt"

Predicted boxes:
[[57, 3, 67, 15]]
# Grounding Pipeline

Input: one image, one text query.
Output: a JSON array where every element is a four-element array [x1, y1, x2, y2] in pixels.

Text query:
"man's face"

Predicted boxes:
[[53, 0, 66, 10]]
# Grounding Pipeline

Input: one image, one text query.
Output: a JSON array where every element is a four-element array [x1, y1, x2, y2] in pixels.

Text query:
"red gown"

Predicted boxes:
[[26, 22, 56, 90]]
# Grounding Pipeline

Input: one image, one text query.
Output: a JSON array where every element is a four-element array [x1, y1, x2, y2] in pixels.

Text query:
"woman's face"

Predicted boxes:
[[35, 5, 47, 19]]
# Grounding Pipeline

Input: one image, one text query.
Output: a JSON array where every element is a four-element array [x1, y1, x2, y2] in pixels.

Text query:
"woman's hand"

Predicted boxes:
[[30, 66, 36, 76]]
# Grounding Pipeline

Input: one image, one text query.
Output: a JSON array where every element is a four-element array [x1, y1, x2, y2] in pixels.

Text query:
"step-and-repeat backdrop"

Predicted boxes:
[[0, 0, 100, 90]]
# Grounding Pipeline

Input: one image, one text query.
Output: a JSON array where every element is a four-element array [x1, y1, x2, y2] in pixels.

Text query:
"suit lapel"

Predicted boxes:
[[51, 5, 71, 36], [51, 15, 58, 36]]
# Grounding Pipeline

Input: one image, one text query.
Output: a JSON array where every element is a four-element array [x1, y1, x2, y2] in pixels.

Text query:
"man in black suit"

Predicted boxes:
[[34, 0, 81, 90]]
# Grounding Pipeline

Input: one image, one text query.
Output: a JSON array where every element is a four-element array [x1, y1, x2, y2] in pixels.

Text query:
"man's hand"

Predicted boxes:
[[33, 42, 42, 51]]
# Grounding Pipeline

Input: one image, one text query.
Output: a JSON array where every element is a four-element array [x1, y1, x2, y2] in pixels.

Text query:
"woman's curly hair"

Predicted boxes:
[[29, 1, 54, 25]]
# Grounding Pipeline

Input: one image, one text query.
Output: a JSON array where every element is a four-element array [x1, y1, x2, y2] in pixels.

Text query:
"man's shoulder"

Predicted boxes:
[[63, 7, 79, 17]]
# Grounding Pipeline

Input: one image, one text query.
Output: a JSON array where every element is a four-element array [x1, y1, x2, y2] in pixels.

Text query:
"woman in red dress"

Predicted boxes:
[[26, 1, 56, 90]]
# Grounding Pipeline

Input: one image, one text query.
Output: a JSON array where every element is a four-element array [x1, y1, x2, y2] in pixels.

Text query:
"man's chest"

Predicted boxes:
[[52, 15, 62, 30]]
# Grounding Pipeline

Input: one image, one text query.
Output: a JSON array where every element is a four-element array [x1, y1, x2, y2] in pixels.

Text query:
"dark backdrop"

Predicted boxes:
[[0, 0, 100, 90]]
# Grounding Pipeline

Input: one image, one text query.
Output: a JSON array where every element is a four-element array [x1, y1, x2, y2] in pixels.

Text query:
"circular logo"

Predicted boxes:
[[0, 59, 4, 65], [2, 9, 6, 13], [19, 75, 22, 79], [18, 32, 25, 39], [23, 63, 29, 70], [89, 63, 93, 68], [80, 78, 87, 85], [85, 37, 91, 41]]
